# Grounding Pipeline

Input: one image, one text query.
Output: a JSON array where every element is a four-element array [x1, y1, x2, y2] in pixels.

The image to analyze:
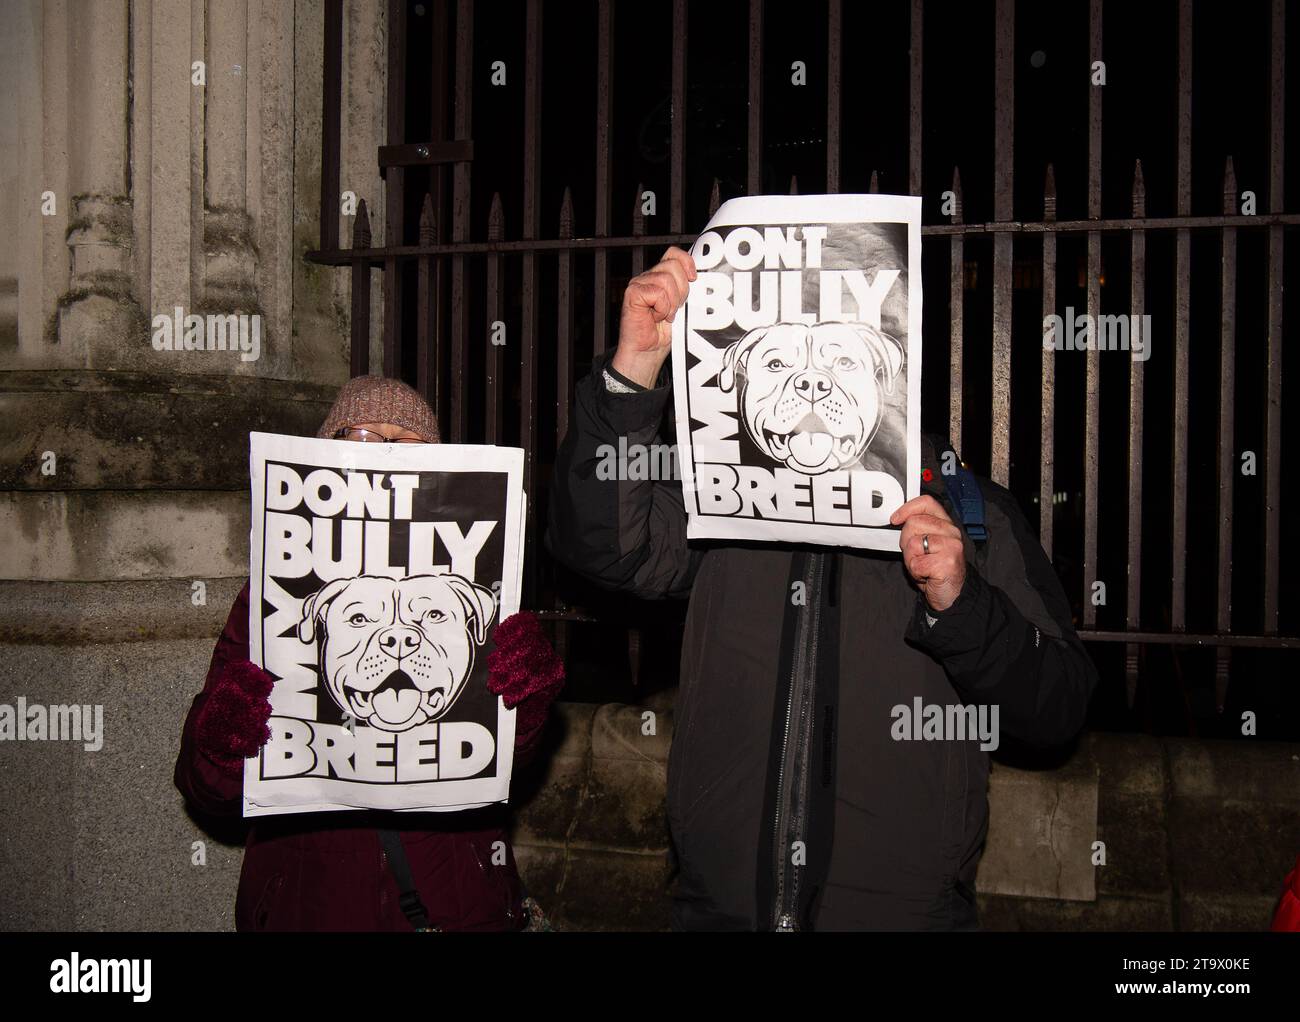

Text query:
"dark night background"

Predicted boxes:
[[387, 0, 1299, 743]]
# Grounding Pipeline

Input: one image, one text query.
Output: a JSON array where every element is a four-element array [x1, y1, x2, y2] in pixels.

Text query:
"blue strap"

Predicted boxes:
[[941, 459, 988, 544]]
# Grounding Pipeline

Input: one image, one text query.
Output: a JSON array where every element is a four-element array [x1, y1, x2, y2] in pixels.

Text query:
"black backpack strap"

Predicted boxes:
[[378, 828, 435, 931], [940, 454, 988, 544]]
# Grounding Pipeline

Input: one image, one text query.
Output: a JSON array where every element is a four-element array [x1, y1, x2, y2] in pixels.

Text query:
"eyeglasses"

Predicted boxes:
[[332, 427, 426, 444]]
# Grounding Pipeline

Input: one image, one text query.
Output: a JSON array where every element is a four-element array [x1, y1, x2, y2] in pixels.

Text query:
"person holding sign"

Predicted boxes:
[[175, 376, 565, 931], [550, 245, 1098, 931]]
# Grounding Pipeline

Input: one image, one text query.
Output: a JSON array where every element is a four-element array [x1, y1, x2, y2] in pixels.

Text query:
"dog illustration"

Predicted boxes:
[[718, 321, 904, 475], [297, 573, 498, 732]]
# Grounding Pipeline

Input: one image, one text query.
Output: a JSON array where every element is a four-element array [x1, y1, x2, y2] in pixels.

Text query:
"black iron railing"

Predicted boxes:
[[305, 0, 1298, 717]]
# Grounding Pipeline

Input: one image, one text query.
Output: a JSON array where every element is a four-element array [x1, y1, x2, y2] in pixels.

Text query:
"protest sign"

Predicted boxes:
[[243, 432, 525, 817], [671, 194, 922, 552]]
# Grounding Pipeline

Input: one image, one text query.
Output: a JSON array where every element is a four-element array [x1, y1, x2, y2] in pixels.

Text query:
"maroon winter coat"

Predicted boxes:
[[175, 583, 528, 931]]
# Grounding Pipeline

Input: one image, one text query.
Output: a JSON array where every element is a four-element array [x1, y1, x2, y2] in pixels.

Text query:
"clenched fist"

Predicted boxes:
[[890, 494, 967, 613], [610, 246, 696, 388]]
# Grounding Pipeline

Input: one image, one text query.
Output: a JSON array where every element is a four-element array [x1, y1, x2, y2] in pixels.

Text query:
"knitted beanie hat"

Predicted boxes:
[[316, 375, 441, 443]]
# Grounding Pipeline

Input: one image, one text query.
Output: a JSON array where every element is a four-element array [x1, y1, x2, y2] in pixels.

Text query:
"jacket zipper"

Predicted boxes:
[[772, 552, 824, 931]]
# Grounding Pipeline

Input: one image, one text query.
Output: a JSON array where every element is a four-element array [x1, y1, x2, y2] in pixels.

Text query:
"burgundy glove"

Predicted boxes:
[[194, 659, 275, 772], [486, 612, 566, 756]]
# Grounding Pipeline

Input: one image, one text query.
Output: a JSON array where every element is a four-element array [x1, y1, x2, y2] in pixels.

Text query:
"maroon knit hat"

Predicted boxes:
[[316, 375, 441, 443]]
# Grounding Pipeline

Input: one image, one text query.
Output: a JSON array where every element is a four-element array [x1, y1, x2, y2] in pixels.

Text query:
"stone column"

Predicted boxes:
[[0, 0, 381, 929], [57, 0, 147, 367], [0, 0, 37, 355], [135, 0, 198, 351], [203, 0, 260, 326]]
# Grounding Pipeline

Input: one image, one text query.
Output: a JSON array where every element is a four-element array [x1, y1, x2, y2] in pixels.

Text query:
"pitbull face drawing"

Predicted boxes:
[[719, 321, 904, 475], [298, 573, 497, 732]]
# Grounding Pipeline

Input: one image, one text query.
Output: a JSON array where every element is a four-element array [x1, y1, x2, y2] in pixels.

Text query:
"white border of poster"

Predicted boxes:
[[243, 433, 523, 816], [671, 194, 922, 552]]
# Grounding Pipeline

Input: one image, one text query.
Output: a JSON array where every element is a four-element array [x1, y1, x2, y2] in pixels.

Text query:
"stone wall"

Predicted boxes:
[[0, 630, 245, 929], [977, 734, 1300, 931], [511, 709, 1300, 932], [511, 701, 677, 932], [4, 660, 1295, 931], [0, 1, 393, 589], [0, 0, 392, 929]]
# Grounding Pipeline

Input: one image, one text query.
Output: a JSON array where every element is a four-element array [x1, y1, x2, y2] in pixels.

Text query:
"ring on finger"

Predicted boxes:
[[922, 534, 930, 555]]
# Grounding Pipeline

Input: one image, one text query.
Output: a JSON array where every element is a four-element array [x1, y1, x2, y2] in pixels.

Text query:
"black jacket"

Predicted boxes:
[[548, 356, 1098, 931]]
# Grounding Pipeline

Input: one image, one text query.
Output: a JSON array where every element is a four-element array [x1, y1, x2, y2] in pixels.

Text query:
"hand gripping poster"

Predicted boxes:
[[243, 432, 525, 817], [671, 194, 922, 552]]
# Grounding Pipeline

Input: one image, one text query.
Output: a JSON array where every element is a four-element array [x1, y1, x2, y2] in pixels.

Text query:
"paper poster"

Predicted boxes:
[[671, 194, 922, 552], [243, 432, 525, 817]]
